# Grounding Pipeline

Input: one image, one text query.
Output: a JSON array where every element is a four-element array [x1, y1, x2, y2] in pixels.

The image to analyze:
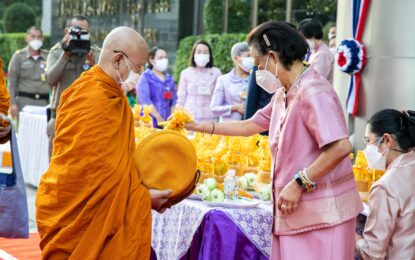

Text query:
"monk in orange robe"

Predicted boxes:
[[36, 27, 171, 259], [0, 58, 11, 143]]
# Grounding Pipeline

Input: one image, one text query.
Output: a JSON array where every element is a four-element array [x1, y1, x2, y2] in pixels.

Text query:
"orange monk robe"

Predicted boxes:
[[36, 65, 152, 259], [0, 58, 11, 143]]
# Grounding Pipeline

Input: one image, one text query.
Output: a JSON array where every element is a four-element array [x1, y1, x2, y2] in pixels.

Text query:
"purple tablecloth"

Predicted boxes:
[[151, 210, 268, 260]]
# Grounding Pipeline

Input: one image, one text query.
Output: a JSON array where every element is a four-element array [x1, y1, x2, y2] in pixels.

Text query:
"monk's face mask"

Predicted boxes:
[[115, 55, 141, 92]]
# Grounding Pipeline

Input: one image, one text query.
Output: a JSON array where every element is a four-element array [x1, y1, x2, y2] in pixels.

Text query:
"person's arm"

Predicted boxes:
[[46, 47, 71, 88], [277, 89, 352, 214], [186, 94, 273, 136], [186, 118, 265, 137], [7, 52, 19, 113], [170, 80, 178, 113], [300, 90, 352, 181], [356, 184, 399, 260], [210, 76, 232, 117], [176, 70, 187, 106], [312, 51, 333, 80]]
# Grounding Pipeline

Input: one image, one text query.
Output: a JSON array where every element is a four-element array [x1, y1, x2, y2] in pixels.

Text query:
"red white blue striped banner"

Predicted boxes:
[[346, 0, 371, 115]]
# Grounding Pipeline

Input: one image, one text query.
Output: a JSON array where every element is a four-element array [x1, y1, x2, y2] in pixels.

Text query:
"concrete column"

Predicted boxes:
[[224, 0, 229, 33], [251, 0, 258, 29], [41, 0, 52, 35], [286, 0, 293, 23]]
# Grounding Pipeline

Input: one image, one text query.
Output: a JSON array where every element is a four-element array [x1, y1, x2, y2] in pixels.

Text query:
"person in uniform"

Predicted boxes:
[[7, 26, 49, 118], [46, 14, 101, 156]]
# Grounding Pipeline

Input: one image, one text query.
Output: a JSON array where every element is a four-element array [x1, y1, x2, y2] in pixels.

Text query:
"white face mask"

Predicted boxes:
[[154, 58, 168, 72], [306, 39, 315, 51], [255, 53, 281, 94], [117, 56, 141, 92], [363, 138, 386, 171], [240, 57, 254, 73], [194, 54, 210, 68], [29, 39, 43, 51], [330, 47, 337, 56]]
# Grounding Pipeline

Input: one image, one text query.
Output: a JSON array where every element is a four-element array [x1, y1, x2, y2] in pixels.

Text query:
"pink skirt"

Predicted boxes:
[[270, 218, 356, 260]]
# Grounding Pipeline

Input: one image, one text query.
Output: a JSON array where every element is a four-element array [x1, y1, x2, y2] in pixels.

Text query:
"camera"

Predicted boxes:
[[63, 26, 91, 56]]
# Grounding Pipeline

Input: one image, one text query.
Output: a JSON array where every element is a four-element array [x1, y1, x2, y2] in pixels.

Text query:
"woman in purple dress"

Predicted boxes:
[[136, 46, 177, 127]]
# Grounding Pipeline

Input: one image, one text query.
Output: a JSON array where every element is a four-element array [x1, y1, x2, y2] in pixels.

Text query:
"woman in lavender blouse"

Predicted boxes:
[[177, 40, 222, 122], [136, 46, 177, 127], [210, 42, 253, 121]]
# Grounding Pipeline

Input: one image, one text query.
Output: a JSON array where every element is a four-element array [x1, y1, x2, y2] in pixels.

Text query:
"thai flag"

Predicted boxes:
[[346, 0, 371, 115]]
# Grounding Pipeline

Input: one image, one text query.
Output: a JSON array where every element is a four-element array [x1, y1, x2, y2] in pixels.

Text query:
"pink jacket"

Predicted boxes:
[[252, 66, 362, 235]]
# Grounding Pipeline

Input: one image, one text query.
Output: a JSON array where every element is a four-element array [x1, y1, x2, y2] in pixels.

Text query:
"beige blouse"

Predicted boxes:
[[356, 151, 415, 259]]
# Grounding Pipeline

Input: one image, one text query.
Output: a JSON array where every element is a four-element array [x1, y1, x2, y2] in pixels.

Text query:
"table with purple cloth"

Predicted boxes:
[[151, 199, 273, 260]]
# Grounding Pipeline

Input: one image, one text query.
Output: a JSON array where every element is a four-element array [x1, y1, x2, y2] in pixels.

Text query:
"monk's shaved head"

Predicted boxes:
[[99, 26, 148, 83]]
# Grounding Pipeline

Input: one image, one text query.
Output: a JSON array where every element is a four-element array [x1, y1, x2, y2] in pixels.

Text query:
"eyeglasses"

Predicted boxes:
[[362, 136, 383, 145], [113, 50, 145, 74]]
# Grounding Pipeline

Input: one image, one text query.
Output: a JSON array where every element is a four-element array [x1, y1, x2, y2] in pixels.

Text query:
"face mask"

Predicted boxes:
[[194, 54, 210, 68], [116, 56, 140, 92], [306, 39, 315, 51], [255, 53, 281, 94], [154, 58, 168, 72], [328, 32, 336, 41], [240, 57, 254, 73], [363, 138, 386, 171], [29, 39, 43, 51], [330, 47, 337, 56]]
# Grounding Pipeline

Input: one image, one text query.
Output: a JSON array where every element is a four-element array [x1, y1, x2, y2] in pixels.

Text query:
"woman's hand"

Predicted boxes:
[[231, 104, 245, 115], [277, 180, 303, 215], [149, 189, 172, 213], [355, 233, 363, 243]]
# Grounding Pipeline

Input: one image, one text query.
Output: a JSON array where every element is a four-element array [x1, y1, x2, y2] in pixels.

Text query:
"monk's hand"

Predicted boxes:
[[0, 115, 11, 138], [277, 180, 302, 215], [10, 105, 18, 119], [149, 189, 172, 213]]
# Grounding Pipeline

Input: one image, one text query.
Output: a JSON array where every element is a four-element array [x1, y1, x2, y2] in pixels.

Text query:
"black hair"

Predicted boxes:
[[67, 14, 90, 27], [284, 22, 297, 30], [247, 21, 308, 70], [26, 26, 43, 35], [298, 19, 323, 40], [368, 109, 415, 152], [147, 46, 166, 69], [189, 40, 214, 68]]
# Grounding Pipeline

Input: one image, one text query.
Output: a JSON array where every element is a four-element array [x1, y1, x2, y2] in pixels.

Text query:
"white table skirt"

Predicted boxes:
[[17, 111, 49, 187]]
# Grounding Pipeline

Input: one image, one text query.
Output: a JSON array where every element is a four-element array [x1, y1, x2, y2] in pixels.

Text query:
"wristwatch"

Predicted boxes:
[[294, 173, 306, 190]]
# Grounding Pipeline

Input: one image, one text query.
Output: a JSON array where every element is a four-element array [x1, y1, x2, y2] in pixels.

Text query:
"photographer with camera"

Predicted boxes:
[[46, 15, 101, 156]]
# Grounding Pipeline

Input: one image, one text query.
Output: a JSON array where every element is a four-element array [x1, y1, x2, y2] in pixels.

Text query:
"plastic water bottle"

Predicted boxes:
[[224, 170, 238, 200]]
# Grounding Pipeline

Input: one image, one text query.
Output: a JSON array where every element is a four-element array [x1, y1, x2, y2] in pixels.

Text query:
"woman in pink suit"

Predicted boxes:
[[186, 21, 362, 260], [356, 109, 415, 260]]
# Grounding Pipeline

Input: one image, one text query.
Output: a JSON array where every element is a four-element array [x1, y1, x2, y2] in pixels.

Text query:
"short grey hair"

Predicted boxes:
[[231, 42, 249, 58]]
